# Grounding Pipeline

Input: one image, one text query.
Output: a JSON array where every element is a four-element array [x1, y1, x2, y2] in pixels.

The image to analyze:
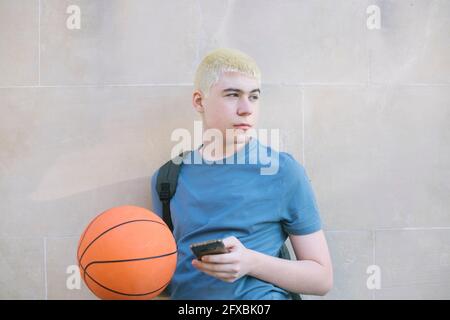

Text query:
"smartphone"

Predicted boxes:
[[190, 239, 229, 260]]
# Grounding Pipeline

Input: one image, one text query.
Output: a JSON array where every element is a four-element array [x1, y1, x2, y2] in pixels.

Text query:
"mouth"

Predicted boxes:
[[233, 124, 252, 130]]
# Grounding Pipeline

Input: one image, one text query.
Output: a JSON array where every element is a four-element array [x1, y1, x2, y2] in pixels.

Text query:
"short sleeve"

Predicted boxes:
[[280, 154, 322, 235], [150, 169, 163, 219]]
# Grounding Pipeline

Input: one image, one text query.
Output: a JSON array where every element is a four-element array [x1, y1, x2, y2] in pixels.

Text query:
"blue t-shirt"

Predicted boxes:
[[150, 137, 322, 300]]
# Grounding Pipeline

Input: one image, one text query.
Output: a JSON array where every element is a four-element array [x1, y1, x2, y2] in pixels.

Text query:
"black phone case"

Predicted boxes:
[[190, 239, 228, 259]]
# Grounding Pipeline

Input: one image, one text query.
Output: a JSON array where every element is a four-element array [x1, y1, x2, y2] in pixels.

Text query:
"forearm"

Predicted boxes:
[[247, 249, 332, 296]]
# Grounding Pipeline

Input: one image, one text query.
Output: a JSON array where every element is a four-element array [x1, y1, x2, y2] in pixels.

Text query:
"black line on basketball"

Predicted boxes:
[[82, 250, 178, 273], [78, 219, 169, 265], [83, 268, 172, 297], [77, 209, 110, 262]]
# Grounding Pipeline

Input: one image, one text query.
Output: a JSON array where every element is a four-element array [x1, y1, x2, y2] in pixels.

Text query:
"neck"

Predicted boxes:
[[199, 136, 251, 161]]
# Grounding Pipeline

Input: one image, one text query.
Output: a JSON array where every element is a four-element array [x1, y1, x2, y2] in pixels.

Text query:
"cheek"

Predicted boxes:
[[206, 103, 234, 126], [253, 107, 259, 122]]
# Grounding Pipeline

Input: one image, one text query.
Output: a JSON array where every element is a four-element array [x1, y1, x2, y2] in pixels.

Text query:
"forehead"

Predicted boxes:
[[211, 71, 259, 92]]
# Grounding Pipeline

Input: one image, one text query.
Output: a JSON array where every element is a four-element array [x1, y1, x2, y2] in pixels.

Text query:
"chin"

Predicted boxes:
[[235, 133, 251, 144]]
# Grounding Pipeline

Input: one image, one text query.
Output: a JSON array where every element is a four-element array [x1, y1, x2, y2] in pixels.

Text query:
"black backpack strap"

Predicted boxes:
[[156, 151, 191, 299], [156, 151, 191, 232]]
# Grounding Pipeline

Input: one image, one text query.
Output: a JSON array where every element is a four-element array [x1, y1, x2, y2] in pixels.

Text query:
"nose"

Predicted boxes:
[[237, 98, 253, 116]]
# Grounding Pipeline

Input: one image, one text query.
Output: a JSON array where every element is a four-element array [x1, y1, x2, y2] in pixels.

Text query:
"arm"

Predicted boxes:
[[248, 231, 333, 295], [192, 231, 333, 296]]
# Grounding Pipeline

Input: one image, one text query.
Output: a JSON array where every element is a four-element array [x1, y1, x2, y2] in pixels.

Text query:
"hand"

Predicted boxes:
[[192, 236, 253, 283]]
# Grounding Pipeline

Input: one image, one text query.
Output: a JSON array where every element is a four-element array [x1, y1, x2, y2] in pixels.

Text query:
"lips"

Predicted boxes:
[[233, 123, 252, 130]]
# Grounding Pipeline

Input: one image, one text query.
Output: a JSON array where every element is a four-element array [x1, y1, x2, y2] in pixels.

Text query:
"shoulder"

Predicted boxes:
[[278, 151, 306, 179], [255, 140, 305, 178], [280, 152, 304, 169], [280, 152, 307, 189], [256, 139, 303, 167]]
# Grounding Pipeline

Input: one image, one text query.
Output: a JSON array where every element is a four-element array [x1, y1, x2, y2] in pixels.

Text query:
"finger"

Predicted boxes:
[[200, 269, 236, 282], [193, 260, 236, 274], [195, 262, 236, 274], [202, 252, 238, 264]]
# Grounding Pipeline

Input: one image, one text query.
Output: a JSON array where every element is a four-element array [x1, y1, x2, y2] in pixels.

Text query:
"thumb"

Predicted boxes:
[[222, 236, 240, 250]]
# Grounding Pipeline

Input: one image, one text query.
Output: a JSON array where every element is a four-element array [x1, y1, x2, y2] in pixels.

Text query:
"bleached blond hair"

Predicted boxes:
[[194, 48, 261, 98]]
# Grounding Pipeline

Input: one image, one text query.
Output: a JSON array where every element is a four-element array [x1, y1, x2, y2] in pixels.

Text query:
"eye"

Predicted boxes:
[[226, 93, 239, 97], [250, 95, 259, 101]]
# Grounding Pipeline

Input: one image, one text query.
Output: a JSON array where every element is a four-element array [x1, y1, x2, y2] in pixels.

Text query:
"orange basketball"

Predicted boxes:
[[77, 205, 177, 300]]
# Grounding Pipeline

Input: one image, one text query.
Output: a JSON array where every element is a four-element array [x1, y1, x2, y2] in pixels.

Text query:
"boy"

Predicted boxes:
[[151, 48, 333, 299]]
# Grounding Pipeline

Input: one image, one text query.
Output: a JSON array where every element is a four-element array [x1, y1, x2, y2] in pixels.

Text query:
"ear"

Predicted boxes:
[[192, 90, 205, 113]]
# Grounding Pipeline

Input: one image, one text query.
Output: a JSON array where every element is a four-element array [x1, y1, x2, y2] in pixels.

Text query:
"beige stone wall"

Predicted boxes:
[[1, 0, 449, 299]]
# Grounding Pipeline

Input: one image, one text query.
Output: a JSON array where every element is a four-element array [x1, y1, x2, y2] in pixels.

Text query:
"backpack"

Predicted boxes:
[[156, 150, 302, 300]]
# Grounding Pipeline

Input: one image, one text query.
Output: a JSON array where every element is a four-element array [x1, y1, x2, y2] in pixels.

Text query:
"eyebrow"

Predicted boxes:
[[222, 88, 261, 94]]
